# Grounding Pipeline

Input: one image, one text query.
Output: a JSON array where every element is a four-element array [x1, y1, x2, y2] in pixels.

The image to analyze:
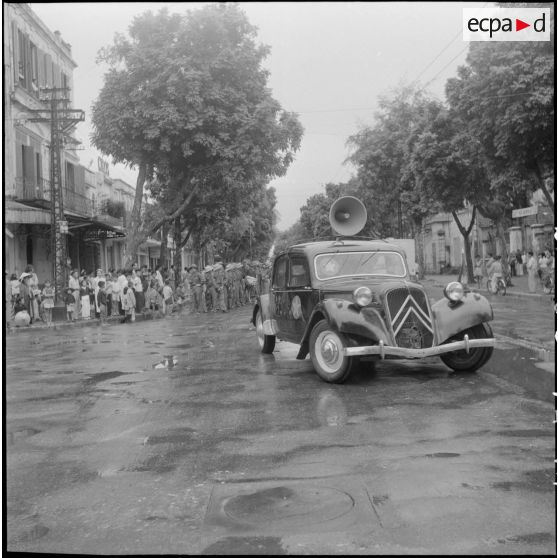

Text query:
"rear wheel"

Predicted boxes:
[[440, 323, 494, 372], [309, 320, 358, 383], [255, 308, 275, 354], [497, 279, 506, 296]]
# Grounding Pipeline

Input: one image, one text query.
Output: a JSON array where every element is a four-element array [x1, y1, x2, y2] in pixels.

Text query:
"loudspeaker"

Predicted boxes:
[[329, 196, 367, 236]]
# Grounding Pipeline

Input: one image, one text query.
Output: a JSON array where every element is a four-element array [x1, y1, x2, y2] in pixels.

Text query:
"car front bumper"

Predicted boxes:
[[343, 335, 496, 359]]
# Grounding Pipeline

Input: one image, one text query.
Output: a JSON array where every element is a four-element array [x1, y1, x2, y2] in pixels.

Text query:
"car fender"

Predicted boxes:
[[431, 292, 493, 344], [297, 298, 391, 360], [251, 294, 278, 335]]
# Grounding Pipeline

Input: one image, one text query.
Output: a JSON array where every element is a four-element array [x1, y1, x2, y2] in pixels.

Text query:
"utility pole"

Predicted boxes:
[[27, 87, 84, 304]]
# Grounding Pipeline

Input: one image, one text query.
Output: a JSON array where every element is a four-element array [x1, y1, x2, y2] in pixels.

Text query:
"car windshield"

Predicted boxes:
[[314, 251, 406, 280]]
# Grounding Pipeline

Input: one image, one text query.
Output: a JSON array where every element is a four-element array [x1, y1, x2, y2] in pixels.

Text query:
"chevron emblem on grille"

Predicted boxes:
[[391, 295, 433, 336]]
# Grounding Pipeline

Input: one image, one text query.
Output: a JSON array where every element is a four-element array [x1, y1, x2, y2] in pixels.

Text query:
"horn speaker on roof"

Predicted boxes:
[[329, 196, 367, 236]]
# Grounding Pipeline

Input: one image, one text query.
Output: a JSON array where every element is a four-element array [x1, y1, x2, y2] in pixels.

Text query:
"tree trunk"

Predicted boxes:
[[494, 219, 510, 279], [451, 207, 476, 284], [149, 179, 201, 235], [174, 217, 182, 280], [159, 221, 169, 271], [123, 163, 147, 269], [412, 216, 426, 280]]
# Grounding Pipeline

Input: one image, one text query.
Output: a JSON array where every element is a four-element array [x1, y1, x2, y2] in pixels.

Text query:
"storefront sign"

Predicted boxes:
[[512, 206, 538, 218]]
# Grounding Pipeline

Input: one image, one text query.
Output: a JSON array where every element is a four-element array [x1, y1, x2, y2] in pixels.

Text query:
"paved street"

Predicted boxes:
[[5, 298, 555, 555]]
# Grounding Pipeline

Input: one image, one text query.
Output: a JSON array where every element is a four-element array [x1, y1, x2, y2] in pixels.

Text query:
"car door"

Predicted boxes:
[[287, 255, 315, 342], [271, 255, 291, 340]]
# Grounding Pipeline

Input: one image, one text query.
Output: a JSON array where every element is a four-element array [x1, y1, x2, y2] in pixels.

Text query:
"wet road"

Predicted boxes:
[[6, 307, 555, 555]]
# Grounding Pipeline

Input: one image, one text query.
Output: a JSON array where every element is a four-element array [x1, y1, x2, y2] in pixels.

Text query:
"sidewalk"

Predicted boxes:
[[422, 273, 555, 301]]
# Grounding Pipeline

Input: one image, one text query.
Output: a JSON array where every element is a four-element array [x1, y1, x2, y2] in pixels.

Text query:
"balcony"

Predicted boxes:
[[14, 177, 94, 217], [93, 198, 125, 229]]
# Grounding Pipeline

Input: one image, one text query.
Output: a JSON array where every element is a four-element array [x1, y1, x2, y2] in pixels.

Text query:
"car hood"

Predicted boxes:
[[318, 277, 411, 293]]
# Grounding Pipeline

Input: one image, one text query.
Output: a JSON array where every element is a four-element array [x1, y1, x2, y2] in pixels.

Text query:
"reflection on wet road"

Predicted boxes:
[[6, 308, 555, 554]]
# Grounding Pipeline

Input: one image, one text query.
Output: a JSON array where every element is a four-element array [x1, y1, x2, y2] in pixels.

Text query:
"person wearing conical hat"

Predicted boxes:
[[225, 264, 235, 310], [205, 265, 217, 312], [213, 263, 227, 312], [188, 264, 204, 314]]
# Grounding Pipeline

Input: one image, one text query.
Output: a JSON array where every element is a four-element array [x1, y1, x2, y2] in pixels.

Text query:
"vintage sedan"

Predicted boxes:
[[252, 239, 495, 383]]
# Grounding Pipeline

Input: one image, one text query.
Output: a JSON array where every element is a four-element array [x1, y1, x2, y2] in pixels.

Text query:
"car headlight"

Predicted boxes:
[[353, 286, 372, 307], [444, 281, 464, 302]]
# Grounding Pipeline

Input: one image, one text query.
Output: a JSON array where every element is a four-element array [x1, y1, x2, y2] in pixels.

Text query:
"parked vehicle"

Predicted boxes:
[[252, 197, 496, 383]]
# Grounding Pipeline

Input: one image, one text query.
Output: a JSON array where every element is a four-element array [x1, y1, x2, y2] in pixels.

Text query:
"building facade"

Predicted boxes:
[[420, 192, 554, 274], [4, 2, 81, 279], [3, 4, 138, 284]]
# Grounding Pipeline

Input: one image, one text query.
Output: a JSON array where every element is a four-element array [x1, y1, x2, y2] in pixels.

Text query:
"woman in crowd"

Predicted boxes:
[[19, 273, 34, 323], [24, 265, 41, 322], [515, 250, 523, 277], [526, 251, 538, 293], [110, 272, 121, 316], [80, 277, 91, 319], [117, 269, 128, 315], [69, 269, 81, 319]]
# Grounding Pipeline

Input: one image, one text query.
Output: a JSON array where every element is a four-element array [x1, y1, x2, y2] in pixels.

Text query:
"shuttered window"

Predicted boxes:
[[65, 162, 75, 191], [30, 41, 39, 93], [38, 49, 45, 88], [75, 164, 86, 195], [12, 22, 19, 82], [45, 53, 52, 86], [17, 30, 26, 87]]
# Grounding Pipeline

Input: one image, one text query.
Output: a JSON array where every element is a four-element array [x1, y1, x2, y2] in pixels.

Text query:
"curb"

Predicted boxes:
[[5, 308, 183, 333]]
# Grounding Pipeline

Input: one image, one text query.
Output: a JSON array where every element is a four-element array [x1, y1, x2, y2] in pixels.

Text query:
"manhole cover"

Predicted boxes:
[[203, 477, 377, 537], [223, 486, 354, 526]]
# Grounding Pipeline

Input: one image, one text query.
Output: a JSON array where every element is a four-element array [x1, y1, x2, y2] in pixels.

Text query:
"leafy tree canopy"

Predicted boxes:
[[91, 4, 303, 262]]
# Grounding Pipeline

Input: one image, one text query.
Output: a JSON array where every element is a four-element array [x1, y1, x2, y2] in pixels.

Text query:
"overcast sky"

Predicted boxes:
[[29, 1, 489, 229]]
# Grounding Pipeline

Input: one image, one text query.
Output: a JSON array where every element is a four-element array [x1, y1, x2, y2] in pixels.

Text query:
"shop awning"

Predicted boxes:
[[66, 214, 126, 241], [4, 200, 50, 225]]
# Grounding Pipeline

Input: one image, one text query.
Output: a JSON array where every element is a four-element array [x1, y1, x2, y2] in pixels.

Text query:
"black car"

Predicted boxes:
[[252, 238, 495, 384]]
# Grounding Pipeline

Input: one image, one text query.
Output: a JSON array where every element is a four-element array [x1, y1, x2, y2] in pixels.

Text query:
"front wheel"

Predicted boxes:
[[440, 323, 494, 372], [255, 308, 275, 354], [309, 320, 358, 383]]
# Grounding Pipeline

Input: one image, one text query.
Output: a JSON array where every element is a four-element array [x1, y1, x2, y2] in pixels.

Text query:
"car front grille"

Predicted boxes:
[[385, 287, 434, 348]]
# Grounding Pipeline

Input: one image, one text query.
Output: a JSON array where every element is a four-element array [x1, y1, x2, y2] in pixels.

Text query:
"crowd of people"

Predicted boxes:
[[6, 259, 272, 327], [474, 249, 555, 294]]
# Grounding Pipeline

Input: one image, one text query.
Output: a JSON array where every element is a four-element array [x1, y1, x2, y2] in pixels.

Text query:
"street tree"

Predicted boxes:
[[408, 107, 491, 283], [347, 86, 440, 275], [445, 35, 555, 216], [92, 4, 303, 267]]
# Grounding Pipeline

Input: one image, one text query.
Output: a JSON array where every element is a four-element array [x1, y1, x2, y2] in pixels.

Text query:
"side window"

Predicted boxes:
[[272, 256, 288, 289], [288, 257, 310, 287]]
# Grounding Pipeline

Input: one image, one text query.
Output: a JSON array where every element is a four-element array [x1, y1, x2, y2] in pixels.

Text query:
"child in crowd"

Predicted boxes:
[[64, 287, 76, 321], [9, 273, 20, 319], [41, 280, 55, 325], [97, 280, 108, 325], [121, 281, 136, 323], [174, 283, 186, 311]]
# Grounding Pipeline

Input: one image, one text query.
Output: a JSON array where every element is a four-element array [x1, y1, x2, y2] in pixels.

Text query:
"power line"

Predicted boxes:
[[422, 44, 470, 89], [412, 29, 463, 84]]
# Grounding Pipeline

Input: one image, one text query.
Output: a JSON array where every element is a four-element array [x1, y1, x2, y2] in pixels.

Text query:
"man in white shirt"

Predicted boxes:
[[131, 263, 144, 313]]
